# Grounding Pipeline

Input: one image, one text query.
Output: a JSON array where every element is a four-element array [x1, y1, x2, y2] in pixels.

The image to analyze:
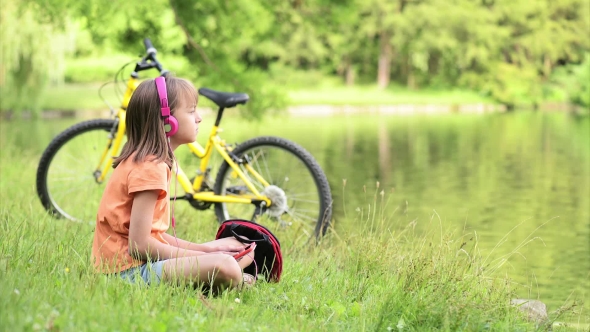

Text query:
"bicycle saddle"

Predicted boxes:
[[198, 88, 249, 108]]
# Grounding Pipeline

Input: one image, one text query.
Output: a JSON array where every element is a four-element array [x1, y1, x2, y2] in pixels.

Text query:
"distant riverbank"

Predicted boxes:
[[5, 102, 587, 120], [1, 82, 586, 119], [31, 82, 497, 110], [1, 104, 588, 120]]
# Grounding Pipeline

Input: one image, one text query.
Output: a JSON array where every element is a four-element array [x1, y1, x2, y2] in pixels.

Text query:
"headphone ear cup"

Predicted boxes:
[[164, 115, 179, 137]]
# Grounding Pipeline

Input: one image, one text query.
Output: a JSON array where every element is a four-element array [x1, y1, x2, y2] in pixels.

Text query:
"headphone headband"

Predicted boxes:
[[154, 76, 178, 137], [154, 76, 170, 117]]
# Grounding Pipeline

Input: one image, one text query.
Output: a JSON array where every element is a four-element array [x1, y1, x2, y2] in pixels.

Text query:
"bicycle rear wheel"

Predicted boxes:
[[36, 119, 123, 222], [213, 136, 332, 247]]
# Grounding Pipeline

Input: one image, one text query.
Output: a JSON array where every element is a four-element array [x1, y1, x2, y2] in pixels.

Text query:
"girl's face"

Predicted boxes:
[[170, 92, 201, 147]]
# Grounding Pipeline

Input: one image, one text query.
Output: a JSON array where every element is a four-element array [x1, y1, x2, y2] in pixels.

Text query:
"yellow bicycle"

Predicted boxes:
[[36, 39, 332, 245]]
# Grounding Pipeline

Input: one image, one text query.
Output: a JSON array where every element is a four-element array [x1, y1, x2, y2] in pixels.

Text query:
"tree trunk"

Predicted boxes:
[[543, 55, 552, 79], [407, 69, 415, 89], [428, 52, 439, 76], [345, 61, 355, 86], [407, 57, 415, 89], [292, 0, 303, 9], [377, 31, 391, 89]]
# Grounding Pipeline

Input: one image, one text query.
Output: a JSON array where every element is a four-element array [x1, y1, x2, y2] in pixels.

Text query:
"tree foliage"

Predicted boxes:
[[0, 0, 76, 112], [2, 0, 589, 114]]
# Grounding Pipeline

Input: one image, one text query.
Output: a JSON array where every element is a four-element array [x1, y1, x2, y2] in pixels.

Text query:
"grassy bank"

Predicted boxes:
[[37, 82, 495, 112], [0, 136, 582, 331], [288, 84, 494, 106]]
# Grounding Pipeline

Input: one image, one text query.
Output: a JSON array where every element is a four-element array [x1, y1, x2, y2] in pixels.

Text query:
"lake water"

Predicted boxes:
[[3, 111, 589, 313]]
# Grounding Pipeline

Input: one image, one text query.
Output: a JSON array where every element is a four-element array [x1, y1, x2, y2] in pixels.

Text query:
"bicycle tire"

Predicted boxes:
[[213, 136, 332, 246], [36, 119, 120, 222]]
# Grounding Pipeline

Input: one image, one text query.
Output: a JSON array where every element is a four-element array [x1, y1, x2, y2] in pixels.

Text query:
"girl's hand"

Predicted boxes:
[[203, 244, 243, 254], [207, 251, 239, 256]]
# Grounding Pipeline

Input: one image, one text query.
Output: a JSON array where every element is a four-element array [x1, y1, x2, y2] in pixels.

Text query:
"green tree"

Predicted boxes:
[[0, 0, 76, 113], [357, 0, 404, 89], [550, 53, 590, 108], [3, 0, 590, 113], [167, 0, 287, 119], [315, 0, 365, 85], [391, 0, 505, 90], [480, 0, 590, 107]]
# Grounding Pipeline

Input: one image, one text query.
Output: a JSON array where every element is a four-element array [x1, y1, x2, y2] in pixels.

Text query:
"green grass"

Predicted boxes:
[[1, 132, 584, 331], [40, 83, 122, 111], [287, 84, 494, 106]]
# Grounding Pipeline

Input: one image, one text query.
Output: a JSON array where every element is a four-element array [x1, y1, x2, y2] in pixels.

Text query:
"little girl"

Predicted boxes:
[[92, 75, 255, 290]]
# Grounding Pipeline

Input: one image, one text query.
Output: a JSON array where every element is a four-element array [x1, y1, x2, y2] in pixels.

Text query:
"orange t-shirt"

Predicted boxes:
[[91, 156, 171, 274]]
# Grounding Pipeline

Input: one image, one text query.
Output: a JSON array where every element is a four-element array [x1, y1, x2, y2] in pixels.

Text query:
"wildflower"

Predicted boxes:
[[397, 318, 406, 329], [65, 267, 70, 273], [234, 298, 241, 304]]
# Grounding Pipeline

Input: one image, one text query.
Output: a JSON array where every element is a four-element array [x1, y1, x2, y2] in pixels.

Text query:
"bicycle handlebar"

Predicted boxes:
[[143, 38, 157, 56], [134, 38, 167, 75]]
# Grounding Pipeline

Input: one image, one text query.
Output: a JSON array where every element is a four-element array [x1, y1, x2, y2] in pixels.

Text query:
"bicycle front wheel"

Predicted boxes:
[[36, 119, 123, 222], [213, 136, 332, 247]]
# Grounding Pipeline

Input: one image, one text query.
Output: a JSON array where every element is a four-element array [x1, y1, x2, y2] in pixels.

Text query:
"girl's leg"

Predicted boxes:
[[201, 237, 256, 269], [162, 253, 242, 289]]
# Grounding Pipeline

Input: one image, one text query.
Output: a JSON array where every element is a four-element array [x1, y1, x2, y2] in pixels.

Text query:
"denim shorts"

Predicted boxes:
[[119, 260, 167, 286]]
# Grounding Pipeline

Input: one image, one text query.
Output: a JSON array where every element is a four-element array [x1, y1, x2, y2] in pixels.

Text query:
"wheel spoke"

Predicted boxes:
[[258, 149, 274, 185], [250, 149, 274, 185], [289, 198, 320, 204], [288, 210, 317, 222], [49, 183, 89, 200], [287, 207, 318, 214], [239, 163, 265, 191], [48, 175, 95, 182], [212, 138, 331, 248], [38, 119, 123, 223], [287, 192, 319, 198]]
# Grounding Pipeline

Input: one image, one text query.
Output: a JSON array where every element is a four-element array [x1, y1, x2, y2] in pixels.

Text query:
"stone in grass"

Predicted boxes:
[[510, 299, 548, 323]]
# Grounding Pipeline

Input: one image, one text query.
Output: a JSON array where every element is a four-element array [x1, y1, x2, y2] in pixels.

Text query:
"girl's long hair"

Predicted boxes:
[[113, 75, 197, 169]]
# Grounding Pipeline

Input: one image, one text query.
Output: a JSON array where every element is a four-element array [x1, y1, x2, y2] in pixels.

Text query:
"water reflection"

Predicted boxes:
[[322, 112, 589, 312]]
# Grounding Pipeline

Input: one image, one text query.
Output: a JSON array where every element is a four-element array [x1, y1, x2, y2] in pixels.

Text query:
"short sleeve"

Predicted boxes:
[[127, 161, 168, 197]]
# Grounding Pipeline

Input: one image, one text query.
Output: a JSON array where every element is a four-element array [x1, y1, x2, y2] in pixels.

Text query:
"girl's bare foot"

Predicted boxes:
[[240, 273, 256, 290]]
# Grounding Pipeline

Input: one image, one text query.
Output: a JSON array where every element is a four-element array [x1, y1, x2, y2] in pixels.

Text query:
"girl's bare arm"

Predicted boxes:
[[128, 190, 206, 260], [161, 233, 243, 253]]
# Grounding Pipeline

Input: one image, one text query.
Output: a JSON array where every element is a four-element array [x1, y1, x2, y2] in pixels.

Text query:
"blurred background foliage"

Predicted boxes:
[[1, 0, 589, 116]]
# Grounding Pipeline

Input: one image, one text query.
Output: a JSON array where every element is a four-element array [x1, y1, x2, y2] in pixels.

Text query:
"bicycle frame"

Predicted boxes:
[[94, 76, 272, 207]]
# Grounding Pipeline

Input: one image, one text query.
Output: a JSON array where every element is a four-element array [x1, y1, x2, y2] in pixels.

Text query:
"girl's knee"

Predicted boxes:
[[215, 255, 242, 286]]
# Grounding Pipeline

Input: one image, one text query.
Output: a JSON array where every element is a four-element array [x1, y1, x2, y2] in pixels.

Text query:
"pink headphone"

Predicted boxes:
[[155, 76, 179, 232], [155, 76, 179, 137]]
